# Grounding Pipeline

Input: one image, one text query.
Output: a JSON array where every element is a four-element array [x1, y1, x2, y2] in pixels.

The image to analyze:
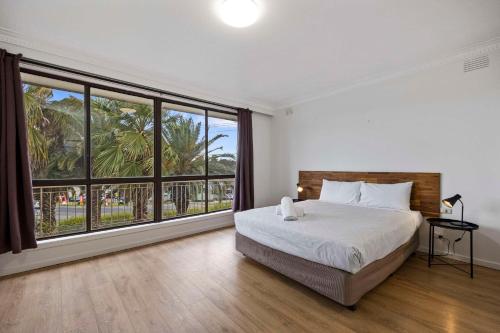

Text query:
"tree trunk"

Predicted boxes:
[[217, 182, 223, 204], [91, 187, 102, 229], [40, 190, 58, 235], [172, 183, 190, 215], [132, 185, 151, 221]]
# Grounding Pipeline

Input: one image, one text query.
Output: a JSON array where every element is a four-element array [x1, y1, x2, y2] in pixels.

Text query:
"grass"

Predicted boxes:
[[59, 212, 136, 227], [162, 201, 232, 218], [208, 201, 233, 211], [36, 212, 135, 237]]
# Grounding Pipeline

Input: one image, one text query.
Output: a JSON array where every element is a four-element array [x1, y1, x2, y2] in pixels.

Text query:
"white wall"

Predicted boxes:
[[253, 112, 274, 207], [271, 50, 500, 269]]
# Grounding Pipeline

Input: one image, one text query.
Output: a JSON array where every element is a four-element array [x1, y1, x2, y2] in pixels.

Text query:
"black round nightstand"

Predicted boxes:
[[427, 217, 479, 278]]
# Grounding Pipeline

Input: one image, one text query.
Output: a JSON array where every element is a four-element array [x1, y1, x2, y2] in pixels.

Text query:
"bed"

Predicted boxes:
[[235, 171, 440, 309]]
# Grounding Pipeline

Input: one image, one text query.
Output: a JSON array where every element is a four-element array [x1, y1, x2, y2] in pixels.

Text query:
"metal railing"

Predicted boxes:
[[33, 186, 87, 238], [161, 179, 234, 219], [91, 183, 154, 230], [32, 180, 233, 238], [208, 179, 235, 212], [162, 181, 205, 218]]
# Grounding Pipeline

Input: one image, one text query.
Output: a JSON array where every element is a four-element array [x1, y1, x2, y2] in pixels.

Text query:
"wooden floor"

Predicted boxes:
[[1, 228, 499, 333]]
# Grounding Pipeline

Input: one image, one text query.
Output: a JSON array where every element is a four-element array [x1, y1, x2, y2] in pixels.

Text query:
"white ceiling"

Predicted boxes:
[[1, 0, 500, 109]]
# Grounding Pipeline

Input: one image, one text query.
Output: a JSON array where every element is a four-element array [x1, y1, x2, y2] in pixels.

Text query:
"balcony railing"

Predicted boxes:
[[91, 183, 154, 230], [32, 179, 233, 238], [208, 179, 235, 212], [162, 179, 234, 218], [33, 186, 87, 238], [162, 181, 205, 218]]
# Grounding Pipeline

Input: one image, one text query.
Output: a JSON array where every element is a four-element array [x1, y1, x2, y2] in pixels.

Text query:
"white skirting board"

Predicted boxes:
[[417, 246, 500, 271], [0, 211, 234, 277]]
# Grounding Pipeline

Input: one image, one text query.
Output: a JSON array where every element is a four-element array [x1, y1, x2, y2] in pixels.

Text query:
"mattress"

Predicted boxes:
[[234, 200, 423, 273], [236, 231, 418, 306]]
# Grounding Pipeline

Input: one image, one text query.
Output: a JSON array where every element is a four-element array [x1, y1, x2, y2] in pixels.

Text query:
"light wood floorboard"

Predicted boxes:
[[1, 227, 499, 333]]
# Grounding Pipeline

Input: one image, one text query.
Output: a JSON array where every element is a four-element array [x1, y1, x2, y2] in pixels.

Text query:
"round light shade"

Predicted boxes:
[[218, 0, 259, 28]]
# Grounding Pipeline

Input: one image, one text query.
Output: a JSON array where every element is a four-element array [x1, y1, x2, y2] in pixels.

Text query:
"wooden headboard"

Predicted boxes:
[[298, 171, 441, 217]]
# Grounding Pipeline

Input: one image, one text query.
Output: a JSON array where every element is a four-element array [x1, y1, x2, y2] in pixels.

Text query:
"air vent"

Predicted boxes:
[[464, 54, 489, 72]]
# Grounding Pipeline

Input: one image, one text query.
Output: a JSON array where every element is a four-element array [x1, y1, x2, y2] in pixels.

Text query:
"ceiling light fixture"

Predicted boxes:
[[218, 0, 259, 28]]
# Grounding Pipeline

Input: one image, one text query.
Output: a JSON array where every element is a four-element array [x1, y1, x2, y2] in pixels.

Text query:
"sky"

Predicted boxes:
[[208, 116, 237, 156], [50, 89, 83, 101]]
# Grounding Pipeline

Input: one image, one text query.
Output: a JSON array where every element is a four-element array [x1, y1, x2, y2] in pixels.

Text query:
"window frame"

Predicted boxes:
[[22, 68, 237, 240]]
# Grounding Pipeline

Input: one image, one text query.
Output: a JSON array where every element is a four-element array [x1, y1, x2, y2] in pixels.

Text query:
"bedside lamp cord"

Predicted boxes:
[[452, 231, 467, 255], [436, 230, 466, 256]]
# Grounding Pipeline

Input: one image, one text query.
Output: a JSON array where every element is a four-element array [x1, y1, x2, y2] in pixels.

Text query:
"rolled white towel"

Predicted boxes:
[[275, 205, 305, 217], [280, 196, 298, 221]]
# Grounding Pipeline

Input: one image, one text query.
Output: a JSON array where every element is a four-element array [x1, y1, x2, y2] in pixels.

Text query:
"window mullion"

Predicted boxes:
[[84, 85, 92, 234], [154, 98, 162, 222], [205, 109, 209, 214]]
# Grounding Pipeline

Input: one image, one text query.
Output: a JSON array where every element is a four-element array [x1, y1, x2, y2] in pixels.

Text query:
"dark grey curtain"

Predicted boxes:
[[0, 50, 37, 254], [233, 108, 254, 211]]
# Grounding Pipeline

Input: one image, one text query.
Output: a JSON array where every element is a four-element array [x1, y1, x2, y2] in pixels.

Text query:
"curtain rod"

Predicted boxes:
[[19, 56, 247, 113]]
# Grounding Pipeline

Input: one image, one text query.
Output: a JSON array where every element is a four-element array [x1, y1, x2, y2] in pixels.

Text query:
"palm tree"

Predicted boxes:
[[24, 85, 50, 176], [161, 115, 205, 175], [208, 153, 236, 175], [24, 85, 85, 178]]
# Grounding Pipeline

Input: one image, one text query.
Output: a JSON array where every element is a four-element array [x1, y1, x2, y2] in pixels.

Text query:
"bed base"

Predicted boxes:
[[235, 231, 418, 308]]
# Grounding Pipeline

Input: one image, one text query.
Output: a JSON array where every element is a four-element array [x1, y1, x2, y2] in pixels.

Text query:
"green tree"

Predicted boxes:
[[208, 153, 236, 175], [24, 85, 84, 178]]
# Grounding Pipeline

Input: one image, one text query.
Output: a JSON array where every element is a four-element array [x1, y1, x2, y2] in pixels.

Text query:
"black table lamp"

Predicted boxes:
[[442, 194, 464, 226]]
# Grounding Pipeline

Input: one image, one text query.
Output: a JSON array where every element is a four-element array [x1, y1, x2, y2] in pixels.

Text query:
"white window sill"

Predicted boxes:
[[37, 210, 234, 250]]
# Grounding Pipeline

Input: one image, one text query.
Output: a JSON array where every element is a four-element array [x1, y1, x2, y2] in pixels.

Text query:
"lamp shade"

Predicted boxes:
[[296, 183, 304, 193], [442, 194, 462, 208]]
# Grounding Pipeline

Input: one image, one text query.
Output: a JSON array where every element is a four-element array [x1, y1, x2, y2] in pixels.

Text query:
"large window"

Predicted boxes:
[[22, 70, 237, 239]]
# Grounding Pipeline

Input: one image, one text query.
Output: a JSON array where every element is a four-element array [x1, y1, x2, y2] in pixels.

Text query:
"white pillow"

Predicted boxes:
[[359, 182, 413, 210], [319, 180, 363, 204]]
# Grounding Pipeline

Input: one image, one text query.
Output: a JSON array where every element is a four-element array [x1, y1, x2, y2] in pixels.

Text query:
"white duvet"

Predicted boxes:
[[234, 200, 422, 273]]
